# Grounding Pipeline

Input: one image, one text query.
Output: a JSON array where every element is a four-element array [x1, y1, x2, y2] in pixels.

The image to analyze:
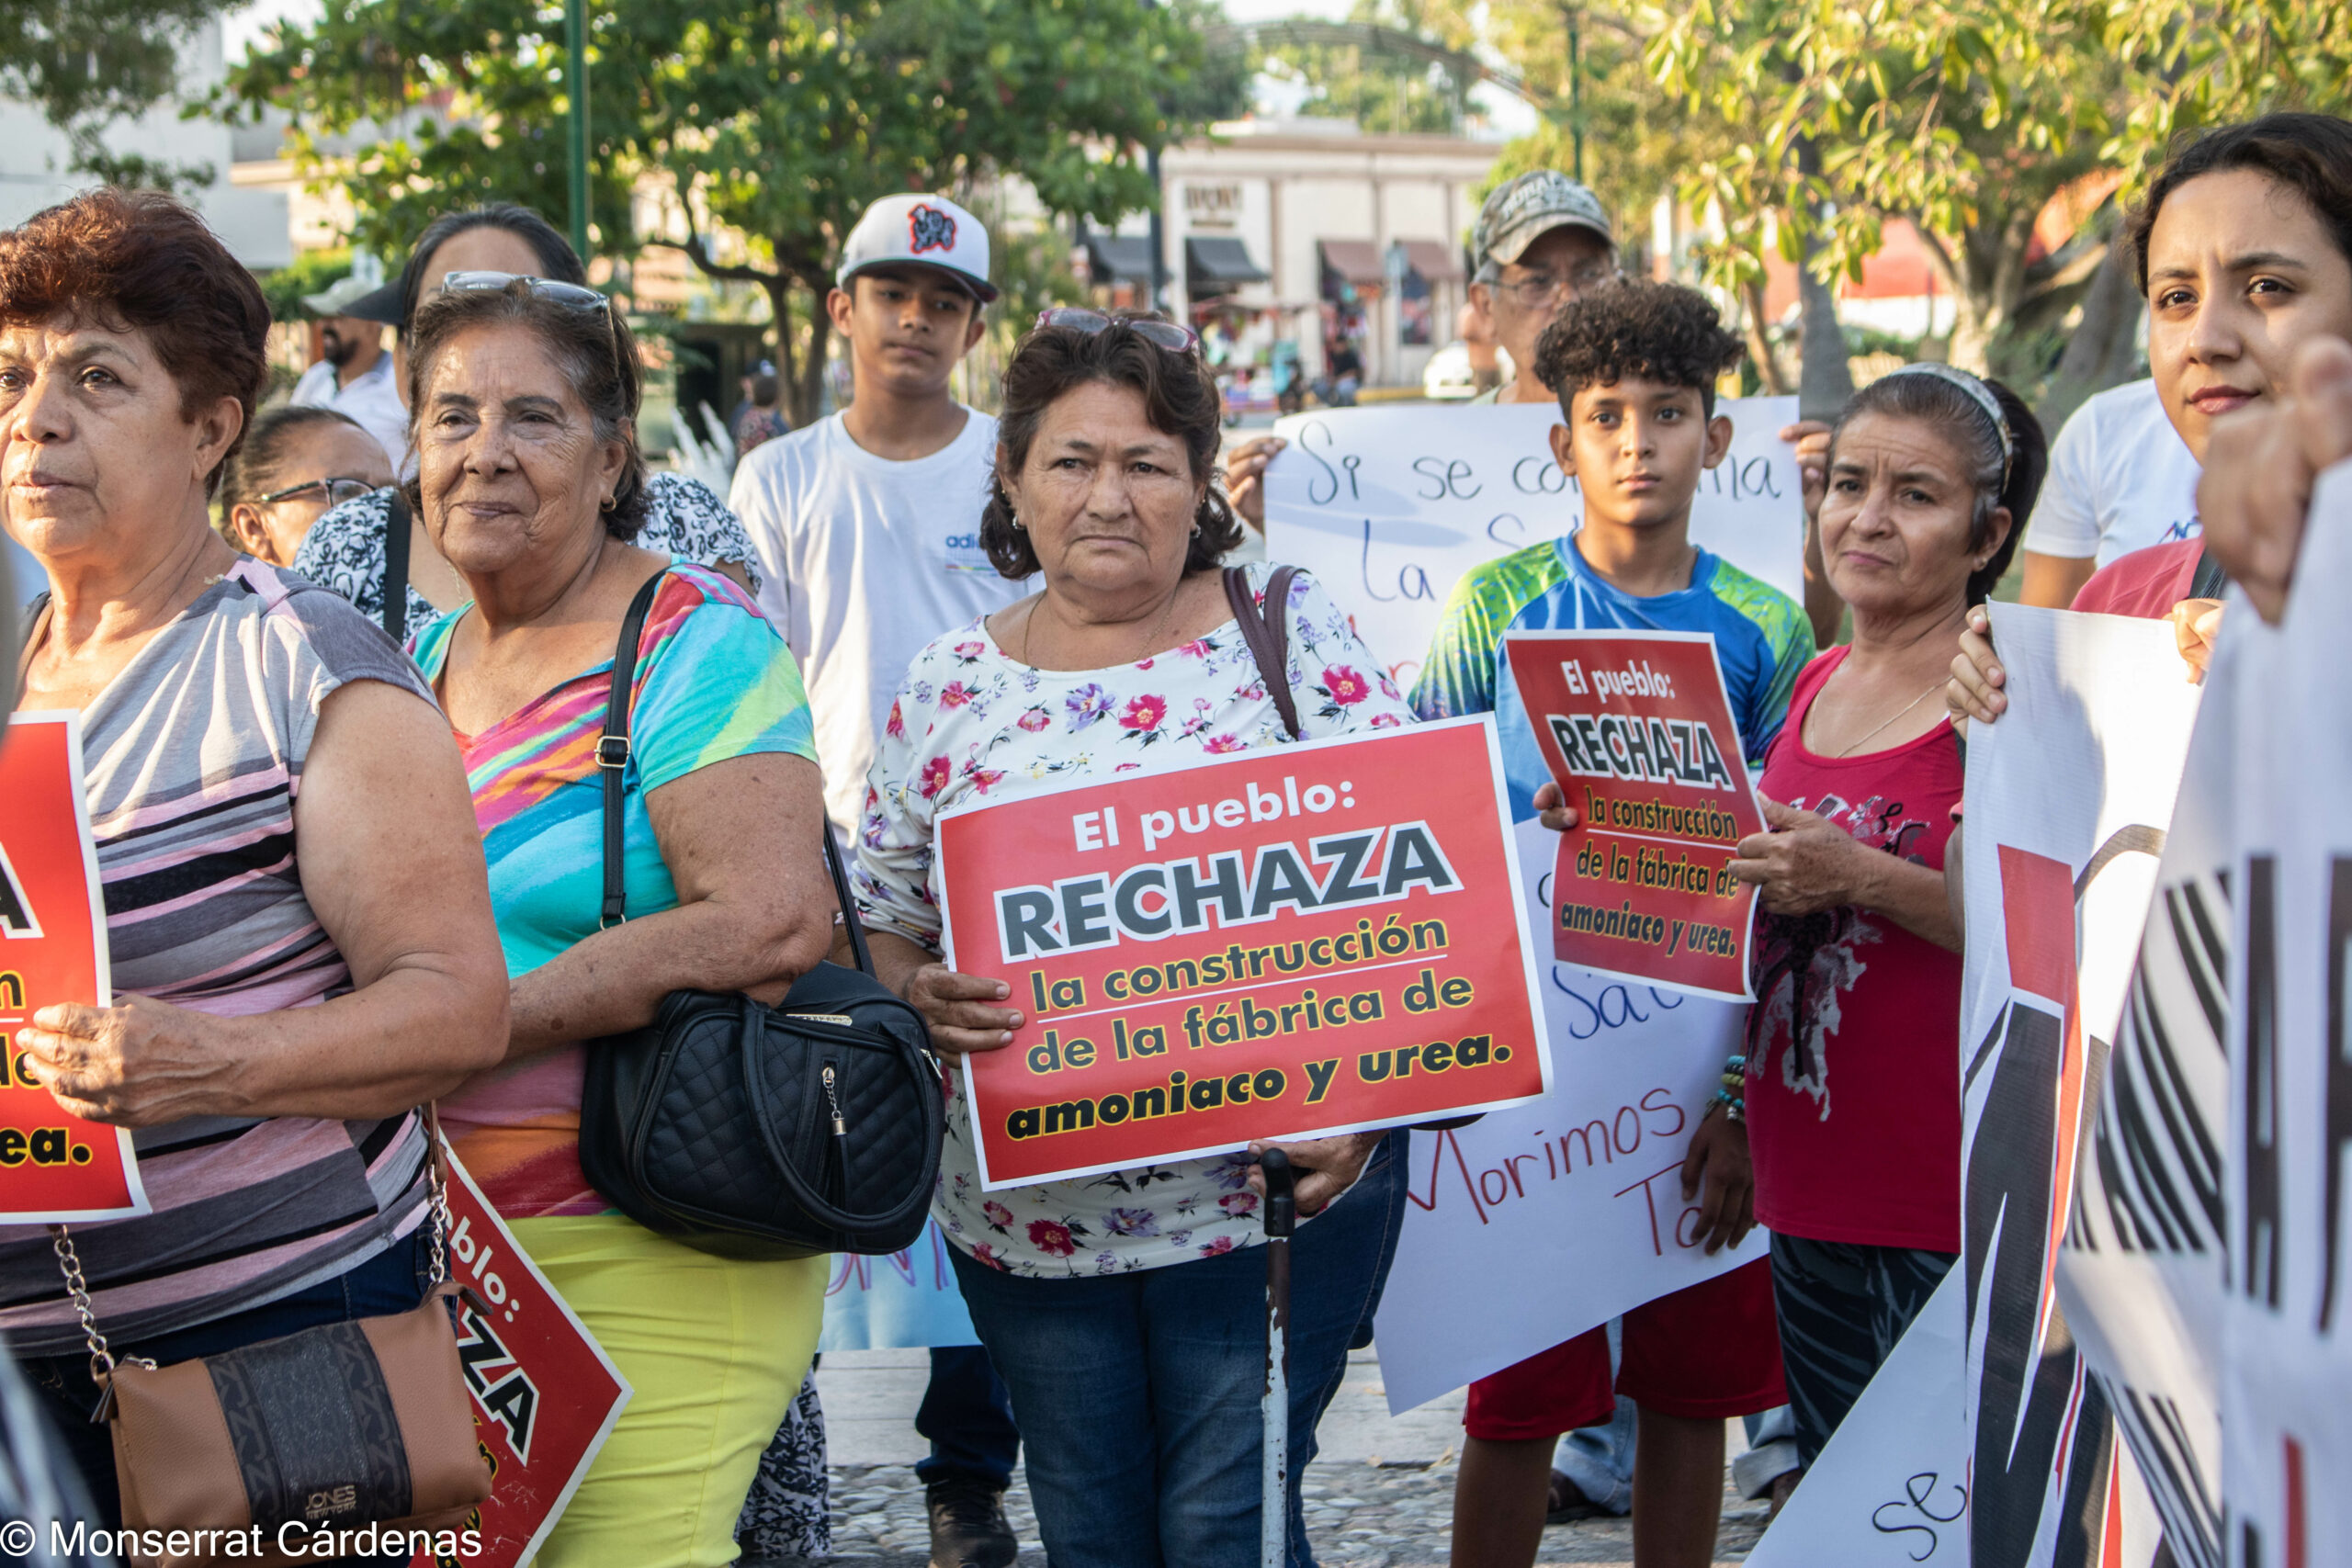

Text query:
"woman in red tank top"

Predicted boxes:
[[1727, 365, 2049, 1476]]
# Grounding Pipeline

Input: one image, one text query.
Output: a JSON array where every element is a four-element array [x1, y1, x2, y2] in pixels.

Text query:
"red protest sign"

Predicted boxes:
[[936, 717, 1552, 1189], [412, 1152, 631, 1568], [1502, 632, 1763, 1001], [0, 713, 145, 1222]]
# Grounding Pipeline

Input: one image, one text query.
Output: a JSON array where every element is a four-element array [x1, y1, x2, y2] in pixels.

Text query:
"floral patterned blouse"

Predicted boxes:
[[852, 562, 1414, 1277]]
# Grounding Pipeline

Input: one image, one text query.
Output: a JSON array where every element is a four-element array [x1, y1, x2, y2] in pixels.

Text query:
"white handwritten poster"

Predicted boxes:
[[1261, 397, 1804, 687], [1747, 1273, 1969, 1567], [819, 1219, 981, 1352], [1958, 605, 2199, 1568], [1370, 816, 1765, 1414], [1750, 1271, 2165, 1568]]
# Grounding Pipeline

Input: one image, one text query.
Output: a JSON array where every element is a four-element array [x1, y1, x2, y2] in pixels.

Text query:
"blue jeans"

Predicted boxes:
[[948, 1131, 1408, 1568], [916, 1345, 1020, 1487], [20, 1225, 435, 1554]]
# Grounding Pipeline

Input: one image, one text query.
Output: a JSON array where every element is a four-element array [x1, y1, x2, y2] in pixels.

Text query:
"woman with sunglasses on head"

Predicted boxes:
[[292, 204, 760, 644], [399, 275, 837, 1568], [218, 404, 394, 566], [850, 308, 1415, 1568]]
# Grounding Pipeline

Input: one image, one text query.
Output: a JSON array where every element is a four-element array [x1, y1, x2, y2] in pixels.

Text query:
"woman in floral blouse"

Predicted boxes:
[[852, 312, 1412, 1568]]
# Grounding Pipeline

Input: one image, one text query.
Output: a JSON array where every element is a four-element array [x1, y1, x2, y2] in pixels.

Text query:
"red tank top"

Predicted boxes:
[[1745, 646, 1964, 1252]]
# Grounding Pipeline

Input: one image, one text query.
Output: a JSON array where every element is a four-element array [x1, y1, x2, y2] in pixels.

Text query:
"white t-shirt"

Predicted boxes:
[[729, 408, 1030, 829], [2022, 378, 2203, 569], [289, 353, 411, 472]]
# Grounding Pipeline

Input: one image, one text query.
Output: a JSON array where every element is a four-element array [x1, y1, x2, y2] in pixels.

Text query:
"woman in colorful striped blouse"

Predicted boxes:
[[403, 276, 838, 1568]]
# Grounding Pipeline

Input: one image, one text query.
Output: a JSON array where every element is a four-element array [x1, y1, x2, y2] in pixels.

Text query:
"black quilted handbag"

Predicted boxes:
[[576, 570, 944, 1260]]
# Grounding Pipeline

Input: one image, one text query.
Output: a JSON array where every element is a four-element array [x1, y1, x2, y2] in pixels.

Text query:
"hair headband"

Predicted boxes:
[[1879, 362, 2013, 481]]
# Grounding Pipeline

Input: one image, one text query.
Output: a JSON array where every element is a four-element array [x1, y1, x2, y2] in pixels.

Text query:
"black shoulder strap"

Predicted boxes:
[[2187, 543, 2231, 603], [598, 570, 670, 929], [382, 488, 413, 646], [1224, 564, 1303, 739], [595, 568, 874, 956]]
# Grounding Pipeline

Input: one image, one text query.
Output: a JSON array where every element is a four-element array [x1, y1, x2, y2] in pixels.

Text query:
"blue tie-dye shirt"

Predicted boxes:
[[1409, 534, 1813, 821]]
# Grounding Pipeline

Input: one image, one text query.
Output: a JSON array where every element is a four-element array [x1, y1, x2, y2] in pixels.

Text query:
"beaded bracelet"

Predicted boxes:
[[1709, 1084, 1746, 1123]]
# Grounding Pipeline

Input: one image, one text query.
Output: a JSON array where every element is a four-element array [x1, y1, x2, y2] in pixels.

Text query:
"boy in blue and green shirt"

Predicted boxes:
[[1418, 277, 1811, 1568]]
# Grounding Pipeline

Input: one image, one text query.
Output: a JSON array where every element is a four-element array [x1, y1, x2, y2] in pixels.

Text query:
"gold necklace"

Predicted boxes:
[[1821, 675, 1949, 758]]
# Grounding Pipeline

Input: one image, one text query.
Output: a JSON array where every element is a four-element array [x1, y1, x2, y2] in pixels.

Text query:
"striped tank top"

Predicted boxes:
[[0, 558, 441, 1355]]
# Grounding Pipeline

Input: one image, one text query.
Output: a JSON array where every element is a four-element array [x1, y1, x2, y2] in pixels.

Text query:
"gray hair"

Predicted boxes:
[[403, 278, 649, 540]]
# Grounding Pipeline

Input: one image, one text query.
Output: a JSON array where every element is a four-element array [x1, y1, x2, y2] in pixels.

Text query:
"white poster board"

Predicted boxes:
[[1958, 604, 2200, 1567], [2214, 462, 2352, 1564], [1369, 816, 1764, 1414], [1747, 1273, 1970, 1567], [1261, 397, 1804, 686]]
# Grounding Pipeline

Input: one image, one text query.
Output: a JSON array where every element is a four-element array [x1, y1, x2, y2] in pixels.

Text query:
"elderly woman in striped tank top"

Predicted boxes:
[[0, 192, 509, 1519]]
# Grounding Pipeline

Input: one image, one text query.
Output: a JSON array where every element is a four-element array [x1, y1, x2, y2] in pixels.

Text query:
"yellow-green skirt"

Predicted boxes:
[[507, 1213, 825, 1568]]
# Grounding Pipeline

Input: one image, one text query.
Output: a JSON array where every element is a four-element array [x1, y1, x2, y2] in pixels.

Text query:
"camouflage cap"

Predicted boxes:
[[1471, 170, 1614, 277]]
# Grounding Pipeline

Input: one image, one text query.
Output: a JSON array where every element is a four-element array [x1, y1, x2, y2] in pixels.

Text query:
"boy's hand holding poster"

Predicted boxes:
[[1505, 631, 1764, 1001], [0, 713, 146, 1222], [412, 1153, 631, 1568], [936, 718, 1552, 1188]]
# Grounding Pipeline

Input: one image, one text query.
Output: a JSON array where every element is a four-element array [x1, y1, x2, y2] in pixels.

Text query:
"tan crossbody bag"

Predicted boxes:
[[47, 1107, 492, 1567]]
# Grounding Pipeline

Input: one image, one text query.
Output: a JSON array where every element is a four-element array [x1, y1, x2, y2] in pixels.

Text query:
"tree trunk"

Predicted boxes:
[[1739, 277, 1791, 396], [2035, 230, 2143, 435], [1796, 246, 1853, 422], [794, 307, 830, 427], [1789, 137, 1853, 419], [767, 277, 804, 427]]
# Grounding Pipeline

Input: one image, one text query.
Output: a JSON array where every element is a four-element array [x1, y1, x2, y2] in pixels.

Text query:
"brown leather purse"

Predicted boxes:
[[49, 1109, 492, 1567]]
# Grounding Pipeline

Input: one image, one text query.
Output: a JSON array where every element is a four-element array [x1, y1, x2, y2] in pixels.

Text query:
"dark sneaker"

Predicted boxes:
[[925, 1475, 1017, 1568], [1545, 1469, 1607, 1524]]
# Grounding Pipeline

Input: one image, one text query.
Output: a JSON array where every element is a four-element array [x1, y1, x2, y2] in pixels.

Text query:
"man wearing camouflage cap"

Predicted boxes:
[[1222, 169, 1622, 520], [1465, 168, 1620, 405]]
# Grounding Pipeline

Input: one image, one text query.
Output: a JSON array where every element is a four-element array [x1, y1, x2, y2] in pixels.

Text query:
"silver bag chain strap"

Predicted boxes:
[[48, 1105, 452, 1404]]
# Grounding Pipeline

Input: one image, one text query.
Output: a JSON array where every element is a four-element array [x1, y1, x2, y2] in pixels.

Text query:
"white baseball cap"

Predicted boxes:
[[835, 193, 998, 303]]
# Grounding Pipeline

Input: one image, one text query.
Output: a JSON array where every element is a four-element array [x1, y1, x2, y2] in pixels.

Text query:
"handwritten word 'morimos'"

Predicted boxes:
[[1006, 1066, 1291, 1140], [1544, 710, 1736, 792], [995, 824, 1460, 960]]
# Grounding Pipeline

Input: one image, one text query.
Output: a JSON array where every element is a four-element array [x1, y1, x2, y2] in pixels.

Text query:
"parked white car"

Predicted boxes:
[[1422, 340, 1515, 400]]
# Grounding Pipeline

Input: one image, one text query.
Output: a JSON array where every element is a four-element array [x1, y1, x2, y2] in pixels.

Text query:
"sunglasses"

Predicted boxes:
[[437, 271, 611, 312], [257, 477, 380, 508], [1035, 307, 1199, 355], [437, 271, 627, 378]]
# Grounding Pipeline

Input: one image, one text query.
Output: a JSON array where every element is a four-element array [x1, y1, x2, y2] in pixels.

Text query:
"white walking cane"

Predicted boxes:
[[1260, 1148, 1297, 1568]]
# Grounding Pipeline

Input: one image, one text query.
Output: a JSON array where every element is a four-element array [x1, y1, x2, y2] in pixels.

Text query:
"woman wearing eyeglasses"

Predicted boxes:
[[850, 309, 1414, 1568], [400, 275, 838, 1568], [218, 404, 395, 566], [293, 204, 761, 644]]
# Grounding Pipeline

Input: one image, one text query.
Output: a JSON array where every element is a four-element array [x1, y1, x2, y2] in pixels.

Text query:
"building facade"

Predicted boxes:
[[1087, 119, 1503, 391]]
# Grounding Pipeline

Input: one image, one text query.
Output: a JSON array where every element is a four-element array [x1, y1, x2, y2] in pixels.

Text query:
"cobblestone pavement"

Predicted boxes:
[[752, 1459, 1768, 1568]]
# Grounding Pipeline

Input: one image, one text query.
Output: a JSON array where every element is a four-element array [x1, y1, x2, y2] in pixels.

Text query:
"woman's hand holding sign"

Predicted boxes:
[[1248, 1132, 1385, 1216], [1732, 796, 1962, 952], [866, 939, 1026, 1063]]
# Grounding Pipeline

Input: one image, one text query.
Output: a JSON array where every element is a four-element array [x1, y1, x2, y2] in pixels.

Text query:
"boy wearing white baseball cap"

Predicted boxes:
[[729, 193, 1025, 1568]]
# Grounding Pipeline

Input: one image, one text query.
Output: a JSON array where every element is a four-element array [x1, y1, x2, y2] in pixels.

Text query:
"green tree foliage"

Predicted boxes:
[[2, 0, 237, 188], [1252, 1, 1476, 135], [225, 0, 1241, 421], [1645, 0, 2352, 391]]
